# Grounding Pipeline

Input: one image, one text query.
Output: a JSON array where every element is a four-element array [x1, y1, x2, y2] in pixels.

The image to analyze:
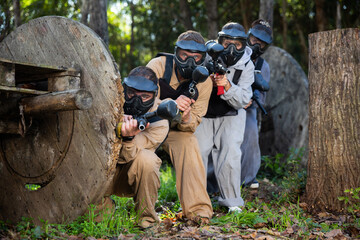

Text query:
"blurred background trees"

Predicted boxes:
[[0, 0, 359, 77]]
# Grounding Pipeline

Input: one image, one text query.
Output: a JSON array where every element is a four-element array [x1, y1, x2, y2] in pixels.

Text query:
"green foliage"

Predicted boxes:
[[258, 148, 307, 202], [21, 0, 81, 22], [25, 184, 41, 191], [211, 197, 347, 236], [157, 162, 180, 211], [66, 196, 141, 238], [338, 187, 360, 225]]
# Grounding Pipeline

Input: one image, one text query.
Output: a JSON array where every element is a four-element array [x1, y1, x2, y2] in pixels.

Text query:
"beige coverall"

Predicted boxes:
[[147, 56, 214, 220], [107, 98, 169, 228]]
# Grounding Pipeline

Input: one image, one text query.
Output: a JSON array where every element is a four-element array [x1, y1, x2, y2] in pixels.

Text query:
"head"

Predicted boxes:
[[123, 66, 158, 116], [174, 30, 207, 79], [247, 19, 272, 60], [218, 22, 247, 66]]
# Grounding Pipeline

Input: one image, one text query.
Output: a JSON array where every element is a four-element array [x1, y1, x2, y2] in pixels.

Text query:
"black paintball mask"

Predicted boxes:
[[174, 40, 206, 79], [123, 76, 158, 117], [218, 26, 247, 66], [246, 21, 272, 60]]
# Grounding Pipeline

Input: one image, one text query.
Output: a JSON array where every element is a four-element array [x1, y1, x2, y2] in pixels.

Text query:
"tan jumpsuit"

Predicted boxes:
[[147, 56, 214, 220], [106, 98, 170, 228]]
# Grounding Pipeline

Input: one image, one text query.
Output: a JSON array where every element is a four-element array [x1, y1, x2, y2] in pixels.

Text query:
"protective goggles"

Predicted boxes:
[[174, 40, 206, 64]]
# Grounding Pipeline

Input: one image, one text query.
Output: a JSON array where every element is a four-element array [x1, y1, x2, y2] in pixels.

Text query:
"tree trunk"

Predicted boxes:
[[12, 0, 21, 27], [281, 0, 287, 50], [179, 0, 193, 30], [295, 22, 308, 64], [336, 0, 341, 29], [88, 0, 109, 45], [204, 0, 218, 39], [129, 1, 135, 71], [239, 0, 249, 30], [80, 0, 89, 25], [306, 28, 360, 212], [259, 0, 273, 30], [315, 0, 327, 32], [0, 0, 11, 42]]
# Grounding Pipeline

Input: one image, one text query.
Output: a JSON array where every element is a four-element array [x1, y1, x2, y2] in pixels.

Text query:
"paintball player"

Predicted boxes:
[[195, 22, 254, 213], [241, 19, 272, 189], [146, 30, 213, 223], [104, 66, 170, 229]]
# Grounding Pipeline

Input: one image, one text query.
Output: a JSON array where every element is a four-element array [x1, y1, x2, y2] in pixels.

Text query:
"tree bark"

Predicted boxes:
[[336, 1, 342, 29], [88, 0, 109, 45], [0, 0, 11, 42], [259, 0, 273, 30], [205, 0, 218, 39], [80, 0, 89, 25], [128, 1, 135, 71], [315, 0, 327, 32], [12, 0, 21, 27], [306, 28, 360, 212], [281, 0, 287, 50], [295, 22, 308, 64], [239, 0, 249, 30], [179, 0, 193, 30]]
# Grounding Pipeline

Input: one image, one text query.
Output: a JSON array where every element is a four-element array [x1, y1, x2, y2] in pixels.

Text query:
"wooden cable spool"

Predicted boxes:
[[0, 16, 123, 224], [260, 46, 309, 163]]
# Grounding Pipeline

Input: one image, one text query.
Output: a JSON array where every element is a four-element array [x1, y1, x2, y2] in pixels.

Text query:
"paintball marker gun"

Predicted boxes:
[[116, 100, 179, 138], [251, 71, 270, 115], [205, 41, 230, 95], [187, 65, 209, 99], [136, 99, 178, 131]]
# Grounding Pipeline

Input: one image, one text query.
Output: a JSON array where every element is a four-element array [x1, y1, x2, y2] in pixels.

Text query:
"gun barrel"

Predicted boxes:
[[252, 96, 267, 115]]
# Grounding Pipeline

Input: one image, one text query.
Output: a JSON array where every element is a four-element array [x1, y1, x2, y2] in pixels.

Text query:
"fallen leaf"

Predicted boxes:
[[324, 229, 342, 238], [162, 218, 173, 230], [285, 226, 294, 234], [176, 211, 184, 220], [317, 212, 329, 218], [254, 222, 267, 228], [299, 202, 308, 209], [256, 235, 275, 240], [241, 231, 257, 239]]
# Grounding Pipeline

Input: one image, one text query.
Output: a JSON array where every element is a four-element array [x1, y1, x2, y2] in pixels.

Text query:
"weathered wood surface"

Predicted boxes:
[[261, 46, 309, 163], [305, 28, 360, 212], [0, 120, 21, 135], [0, 16, 123, 224], [20, 89, 93, 114], [0, 61, 15, 86]]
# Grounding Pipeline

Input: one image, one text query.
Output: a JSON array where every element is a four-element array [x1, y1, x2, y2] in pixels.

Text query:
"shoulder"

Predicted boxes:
[[147, 56, 166, 67], [147, 56, 167, 78]]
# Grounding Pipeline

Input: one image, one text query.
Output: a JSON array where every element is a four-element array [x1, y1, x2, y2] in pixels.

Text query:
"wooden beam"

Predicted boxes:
[[0, 62, 15, 87], [20, 89, 93, 114], [0, 85, 49, 95], [0, 120, 21, 134]]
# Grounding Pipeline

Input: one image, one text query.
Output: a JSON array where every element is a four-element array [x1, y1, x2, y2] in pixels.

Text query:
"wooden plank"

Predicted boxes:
[[0, 85, 48, 95], [0, 62, 15, 86]]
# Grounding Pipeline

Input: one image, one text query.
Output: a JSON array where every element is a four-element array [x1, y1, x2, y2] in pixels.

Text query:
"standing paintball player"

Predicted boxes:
[[241, 19, 272, 189], [146, 30, 213, 224], [195, 22, 254, 213]]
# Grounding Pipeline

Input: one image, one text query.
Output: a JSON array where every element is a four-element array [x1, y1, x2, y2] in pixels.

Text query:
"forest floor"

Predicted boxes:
[[1, 178, 359, 239], [129, 180, 358, 240]]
